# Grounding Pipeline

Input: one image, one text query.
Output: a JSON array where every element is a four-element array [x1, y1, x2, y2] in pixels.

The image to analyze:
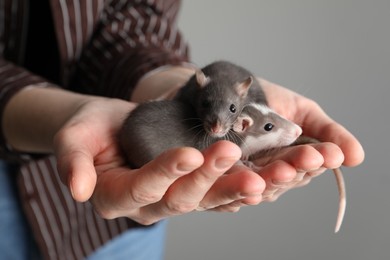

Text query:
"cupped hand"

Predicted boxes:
[[251, 78, 365, 202], [53, 97, 265, 224]]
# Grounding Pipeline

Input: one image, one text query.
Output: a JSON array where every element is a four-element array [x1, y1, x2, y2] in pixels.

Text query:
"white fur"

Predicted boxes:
[[240, 130, 282, 158], [247, 103, 272, 115]]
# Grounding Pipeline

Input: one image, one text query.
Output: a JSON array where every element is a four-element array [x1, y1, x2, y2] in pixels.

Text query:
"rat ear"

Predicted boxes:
[[235, 76, 253, 98], [196, 69, 209, 88], [233, 115, 253, 133]]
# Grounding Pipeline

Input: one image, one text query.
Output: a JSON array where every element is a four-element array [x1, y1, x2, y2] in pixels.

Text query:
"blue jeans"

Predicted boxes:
[[0, 161, 40, 260], [88, 221, 167, 260], [0, 161, 167, 260]]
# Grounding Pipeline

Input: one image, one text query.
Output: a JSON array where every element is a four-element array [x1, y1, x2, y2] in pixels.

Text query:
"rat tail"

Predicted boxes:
[[333, 167, 346, 233]]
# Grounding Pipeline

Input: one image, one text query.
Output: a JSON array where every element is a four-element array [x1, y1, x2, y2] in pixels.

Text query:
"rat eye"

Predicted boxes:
[[229, 104, 237, 113], [264, 123, 274, 131]]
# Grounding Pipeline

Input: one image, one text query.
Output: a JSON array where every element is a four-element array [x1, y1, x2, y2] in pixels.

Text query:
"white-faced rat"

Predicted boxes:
[[232, 103, 302, 159]]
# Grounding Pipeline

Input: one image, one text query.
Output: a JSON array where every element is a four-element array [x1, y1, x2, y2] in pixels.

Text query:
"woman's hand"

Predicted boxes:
[[53, 97, 265, 224], [250, 78, 365, 201], [27, 69, 363, 224]]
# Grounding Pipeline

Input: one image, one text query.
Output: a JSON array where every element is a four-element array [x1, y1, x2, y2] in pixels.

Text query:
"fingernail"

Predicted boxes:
[[313, 167, 326, 172], [308, 167, 326, 176], [271, 180, 291, 187], [297, 167, 325, 173], [195, 206, 207, 211], [262, 190, 277, 197], [240, 192, 262, 198], [215, 157, 238, 170]]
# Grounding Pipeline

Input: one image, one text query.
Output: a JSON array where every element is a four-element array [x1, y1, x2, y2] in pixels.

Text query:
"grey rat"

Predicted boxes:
[[175, 60, 267, 138], [120, 60, 268, 167]]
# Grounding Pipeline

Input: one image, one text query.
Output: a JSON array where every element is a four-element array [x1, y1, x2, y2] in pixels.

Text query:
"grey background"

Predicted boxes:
[[166, 1, 390, 260]]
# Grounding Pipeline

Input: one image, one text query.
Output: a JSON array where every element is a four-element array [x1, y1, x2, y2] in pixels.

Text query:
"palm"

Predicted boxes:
[[259, 77, 364, 167], [247, 78, 365, 202]]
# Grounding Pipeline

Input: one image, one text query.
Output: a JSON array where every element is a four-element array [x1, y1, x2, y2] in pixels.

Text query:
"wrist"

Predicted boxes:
[[2, 86, 95, 153]]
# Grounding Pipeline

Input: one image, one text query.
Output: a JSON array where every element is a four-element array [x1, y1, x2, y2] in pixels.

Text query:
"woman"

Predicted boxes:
[[0, 1, 364, 259]]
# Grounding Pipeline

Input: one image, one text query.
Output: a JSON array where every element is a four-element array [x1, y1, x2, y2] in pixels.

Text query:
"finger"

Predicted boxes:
[[251, 144, 340, 203], [254, 142, 341, 174], [125, 147, 204, 208], [282, 144, 325, 172], [209, 204, 241, 213], [210, 195, 263, 212], [255, 146, 321, 185], [290, 174, 313, 189], [57, 149, 97, 202], [165, 141, 242, 205], [263, 174, 314, 203], [264, 187, 289, 202], [259, 78, 364, 167], [307, 167, 327, 177], [196, 165, 265, 210], [284, 142, 344, 172], [258, 160, 297, 190], [299, 101, 365, 167], [263, 164, 328, 202], [94, 147, 205, 219], [54, 126, 98, 202], [140, 141, 242, 220]]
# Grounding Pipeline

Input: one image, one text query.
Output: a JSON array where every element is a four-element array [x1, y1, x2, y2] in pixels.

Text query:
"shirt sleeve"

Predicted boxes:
[[72, 0, 190, 100], [0, 58, 58, 161]]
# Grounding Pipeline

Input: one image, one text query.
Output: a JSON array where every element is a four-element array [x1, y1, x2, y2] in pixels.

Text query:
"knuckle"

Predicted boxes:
[[133, 217, 159, 226], [298, 145, 317, 156], [225, 206, 240, 213], [90, 198, 119, 219], [128, 189, 161, 205], [304, 98, 322, 112], [53, 124, 80, 145], [166, 201, 197, 215], [244, 196, 263, 206], [154, 163, 177, 180], [267, 196, 278, 202], [263, 194, 278, 202], [298, 177, 312, 187], [94, 207, 118, 220], [52, 128, 68, 145], [209, 205, 240, 213]]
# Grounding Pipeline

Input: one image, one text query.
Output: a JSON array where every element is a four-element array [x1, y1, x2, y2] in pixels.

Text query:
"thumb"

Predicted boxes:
[[65, 150, 97, 202], [54, 126, 98, 202], [56, 149, 97, 202]]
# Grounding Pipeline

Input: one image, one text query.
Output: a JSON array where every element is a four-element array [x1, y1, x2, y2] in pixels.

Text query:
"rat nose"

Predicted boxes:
[[207, 120, 227, 137], [295, 125, 303, 137], [211, 122, 223, 134]]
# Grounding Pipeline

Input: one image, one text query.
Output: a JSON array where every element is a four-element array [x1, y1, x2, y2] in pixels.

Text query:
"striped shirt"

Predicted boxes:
[[0, 0, 188, 259]]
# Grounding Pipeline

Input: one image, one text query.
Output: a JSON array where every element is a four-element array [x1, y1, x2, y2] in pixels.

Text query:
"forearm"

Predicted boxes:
[[2, 65, 195, 155], [2, 86, 95, 153], [131, 65, 195, 102]]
